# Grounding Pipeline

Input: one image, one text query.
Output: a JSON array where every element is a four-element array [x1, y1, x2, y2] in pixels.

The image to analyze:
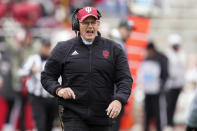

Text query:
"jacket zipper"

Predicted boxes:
[[89, 46, 92, 72], [88, 46, 92, 117]]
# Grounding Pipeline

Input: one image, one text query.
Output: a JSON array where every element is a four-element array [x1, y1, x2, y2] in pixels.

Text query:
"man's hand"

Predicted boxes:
[[57, 88, 76, 100], [106, 100, 122, 118]]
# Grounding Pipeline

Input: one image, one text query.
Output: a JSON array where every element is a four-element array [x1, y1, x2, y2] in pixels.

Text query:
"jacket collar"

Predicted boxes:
[[77, 31, 101, 45]]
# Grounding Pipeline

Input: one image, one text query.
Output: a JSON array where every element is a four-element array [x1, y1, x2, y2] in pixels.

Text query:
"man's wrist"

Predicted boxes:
[[114, 100, 122, 105], [56, 88, 62, 95], [113, 97, 125, 106]]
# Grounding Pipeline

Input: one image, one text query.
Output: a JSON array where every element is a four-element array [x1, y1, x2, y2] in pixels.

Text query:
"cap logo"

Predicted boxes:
[[85, 7, 92, 13]]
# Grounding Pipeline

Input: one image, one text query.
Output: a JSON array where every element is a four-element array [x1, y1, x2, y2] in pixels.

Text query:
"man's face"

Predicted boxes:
[[79, 16, 100, 42], [119, 27, 131, 42], [146, 49, 155, 58], [172, 44, 180, 52], [40, 44, 51, 57]]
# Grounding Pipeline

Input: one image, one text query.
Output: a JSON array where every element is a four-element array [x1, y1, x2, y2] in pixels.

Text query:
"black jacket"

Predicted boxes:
[[41, 33, 133, 125]]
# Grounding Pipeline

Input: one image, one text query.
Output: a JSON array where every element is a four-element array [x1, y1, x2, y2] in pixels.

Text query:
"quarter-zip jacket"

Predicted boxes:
[[41, 33, 133, 125]]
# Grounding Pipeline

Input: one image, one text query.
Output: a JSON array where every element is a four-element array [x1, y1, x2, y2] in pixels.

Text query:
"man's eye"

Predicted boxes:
[[81, 21, 97, 26], [85, 22, 91, 24], [92, 22, 96, 25]]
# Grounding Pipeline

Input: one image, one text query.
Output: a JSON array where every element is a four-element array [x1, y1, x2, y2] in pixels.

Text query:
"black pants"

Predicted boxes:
[[5, 99, 14, 123], [186, 126, 197, 131], [112, 85, 124, 131], [19, 94, 28, 131], [29, 95, 58, 131], [62, 109, 112, 131], [166, 88, 182, 126], [144, 94, 161, 131], [112, 109, 124, 131]]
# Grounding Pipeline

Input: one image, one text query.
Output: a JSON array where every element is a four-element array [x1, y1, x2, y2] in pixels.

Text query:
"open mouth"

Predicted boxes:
[[86, 30, 94, 35]]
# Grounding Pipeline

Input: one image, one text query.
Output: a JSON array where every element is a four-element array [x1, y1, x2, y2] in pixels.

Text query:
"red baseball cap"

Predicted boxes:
[[78, 7, 98, 22]]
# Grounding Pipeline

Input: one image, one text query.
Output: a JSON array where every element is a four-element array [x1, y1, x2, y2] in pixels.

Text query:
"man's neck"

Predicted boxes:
[[81, 36, 93, 45]]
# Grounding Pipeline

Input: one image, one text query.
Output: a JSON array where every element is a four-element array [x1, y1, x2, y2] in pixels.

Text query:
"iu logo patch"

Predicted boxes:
[[85, 7, 92, 13], [103, 50, 109, 58]]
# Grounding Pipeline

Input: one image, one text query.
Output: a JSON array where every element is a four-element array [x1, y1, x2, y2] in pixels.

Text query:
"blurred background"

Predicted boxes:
[[0, 0, 197, 131]]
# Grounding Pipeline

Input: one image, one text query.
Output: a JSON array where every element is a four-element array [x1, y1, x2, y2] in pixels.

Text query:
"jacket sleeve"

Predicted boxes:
[[41, 42, 64, 97], [113, 45, 133, 105], [159, 54, 169, 85]]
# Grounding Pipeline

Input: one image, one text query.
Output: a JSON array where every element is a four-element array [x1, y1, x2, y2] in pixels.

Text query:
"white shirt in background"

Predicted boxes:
[[166, 48, 186, 89]]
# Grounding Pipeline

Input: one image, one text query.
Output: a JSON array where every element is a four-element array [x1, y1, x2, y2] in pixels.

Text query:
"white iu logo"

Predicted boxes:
[[85, 7, 92, 13]]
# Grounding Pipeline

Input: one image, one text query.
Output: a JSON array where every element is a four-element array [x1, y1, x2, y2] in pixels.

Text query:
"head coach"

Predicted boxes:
[[41, 6, 133, 131]]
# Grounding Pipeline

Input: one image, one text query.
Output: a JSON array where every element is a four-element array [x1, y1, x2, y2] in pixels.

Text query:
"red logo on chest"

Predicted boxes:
[[103, 50, 109, 58]]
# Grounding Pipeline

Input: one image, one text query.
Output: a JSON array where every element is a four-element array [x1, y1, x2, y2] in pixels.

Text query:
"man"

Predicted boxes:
[[41, 6, 133, 131], [165, 34, 186, 129], [138, 42, 168, 131], [18, 39, 58, 131], [109, 19, 134, 53]]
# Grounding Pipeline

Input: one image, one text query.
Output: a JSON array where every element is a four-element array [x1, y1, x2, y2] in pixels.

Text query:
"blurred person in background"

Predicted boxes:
[[186, 68, 197, 131], [109, 19, 134, 53], [0, 36, 16, 131], [15, 29, 38, 131], [138, 42, 168, 131], [2, 14, 37, 130], [165, 34, 186, 129], [109, 19, 134, 131], [18, 38, 58, 131], [41, 6, 132, 131]]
